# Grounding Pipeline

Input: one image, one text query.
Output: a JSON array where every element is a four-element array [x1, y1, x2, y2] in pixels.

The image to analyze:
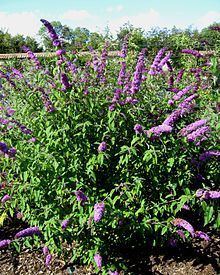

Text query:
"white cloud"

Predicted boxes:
[[116, 5, 124, 12], [106, 5, 124, 13], [196, 11, 220, 29], [108, 8, 161, 33], [0, 11, 41, 36], [62, 10, 94, 21]]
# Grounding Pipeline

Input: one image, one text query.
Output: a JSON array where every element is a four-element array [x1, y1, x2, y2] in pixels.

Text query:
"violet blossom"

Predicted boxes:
[[61, 219, 70, 230], [98, 141, 107, 153], [199, 150, 220, 161], [196, 189, 220, 199], [43, 246, 49, 255], [146, 124, 173, 138], [94, 253, 102, 269], [172, 218, 195, 237], [129, 48, 146, 94], [45, 254, 52, 268], [94, 202, 105, 222], [178, 94, 198, 109], [75, 190, 88, 203], [0, 239, 11, 249], [148, 48, 167, 75], [119, 35, 129, 58], [134, 124, 143, 134], [163, 109, 182, 126], [172, 85, 193, 101], [1, 194, 11, 204], [186, 126, 210, 143], [195, 231, 210, 241], [40, 19, 61, 47], [179, 119, 207, 137], [22, 46, 41, 69], [15, 226, 41, 239], [117, 61, 126, 86], [61, 73, 71, 90], [176, 69, 185, 83], [181, 49, 203, 58], [0, 142, 8, 153]]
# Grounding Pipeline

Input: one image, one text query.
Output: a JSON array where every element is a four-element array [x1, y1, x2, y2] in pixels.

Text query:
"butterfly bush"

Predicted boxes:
[[0, 18, 219, 272]]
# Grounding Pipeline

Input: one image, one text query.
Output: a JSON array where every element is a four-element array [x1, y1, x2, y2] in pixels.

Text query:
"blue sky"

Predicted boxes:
[[0, 0, 220, 37]]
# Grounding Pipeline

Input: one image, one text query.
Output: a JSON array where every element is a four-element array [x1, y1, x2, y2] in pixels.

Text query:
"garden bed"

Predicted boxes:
[[0, 219, 219, 274]]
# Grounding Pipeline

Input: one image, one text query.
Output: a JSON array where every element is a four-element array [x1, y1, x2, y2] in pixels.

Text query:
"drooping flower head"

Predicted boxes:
[[94, 253, 102, 269], [42, 246, 49, 255], [199, 150, 220, 162], [181, 49, 203, 58], [98, 141, 107, 153], [61, 219, 70, 230], [146, 124, 173, 138], [0, 239, 11, 249], [1, 194, 11, 204], [195, 231, 210, 241], [134, 124, 143, 134], [94, 202, 105, 222], [196, 189, 220, 199], [179, 119, 207, 137], [15, 226, 41, 239], [75, 190, 88, 203], [45, 254, 52, 268], [172, 218, 194, 237]]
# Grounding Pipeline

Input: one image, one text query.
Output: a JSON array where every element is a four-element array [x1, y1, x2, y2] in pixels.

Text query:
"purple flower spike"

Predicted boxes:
[[195, 231, 210, 241], [182, 204, 190, 210], [109, 271, 119, 275], [179, 119, 207, 137], [199, 150, 220, 162], [172, 218, 195, 237], [45, 254, 52, 268], [61, 73, 71, 90], [163, 109, 182, 126], [181, 49, 203, 58], [94, 202, 105, 222], [61, 219, 70, 230], [0, 239, 11, 249], [1, 194, 11, 204], [172, 85, 193, 102], [43, 246, 49, 255], [0, 142, 8, 153], [94, 253, 102, 269], [196, 190, 220, 199], [75, 190, 88, 203], [134, 124, 143, 134], [186, 126, 210, 143], [98, 141, 107, 153], [40, 19, 61, 47], [56, 49, 66, 56], [176, 230, 186, 241], [7, 147, 17, 158], [15, 226, 41, 239], [146, 124, 173, 138]]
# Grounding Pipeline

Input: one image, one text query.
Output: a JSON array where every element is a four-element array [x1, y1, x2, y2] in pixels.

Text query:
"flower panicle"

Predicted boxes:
[[94, 202, 105, 222], [14, 226, 41, 239]]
